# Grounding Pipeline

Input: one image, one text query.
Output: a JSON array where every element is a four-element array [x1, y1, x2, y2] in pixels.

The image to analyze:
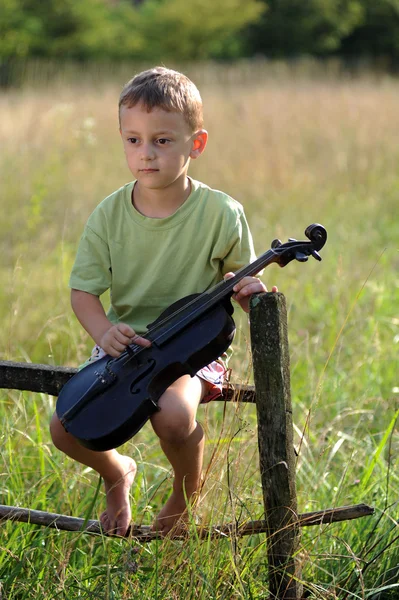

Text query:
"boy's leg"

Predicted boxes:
[[50, 414, 136, 536], [150, 374, 207, 534], [50, 373, 207, 537]]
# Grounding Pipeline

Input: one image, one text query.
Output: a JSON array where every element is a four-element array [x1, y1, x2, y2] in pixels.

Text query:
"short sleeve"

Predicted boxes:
[[69, 225, 112, 296], [221, 208, 259, 275]]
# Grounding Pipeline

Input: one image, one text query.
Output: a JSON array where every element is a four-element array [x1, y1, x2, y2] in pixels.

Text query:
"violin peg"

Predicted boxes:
[[271, 238, 282, 249], [294, 252, 309, 262], [311, 250, 322, 261]]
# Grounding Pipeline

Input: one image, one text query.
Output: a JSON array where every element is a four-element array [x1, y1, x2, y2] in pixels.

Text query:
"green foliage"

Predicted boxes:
[[340, 0, 399, 61], [132, 0, 265, 60], [0, 0, 40, 59], [0, 0, 143, 60], [2, 0, 399, 64], [245, 0, 364, 56], [0, 0, 264, 62]]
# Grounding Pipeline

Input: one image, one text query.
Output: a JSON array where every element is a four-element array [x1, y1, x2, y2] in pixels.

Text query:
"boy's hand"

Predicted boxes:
[[99, 323, 151, 357], [224, 273, 278, 313]]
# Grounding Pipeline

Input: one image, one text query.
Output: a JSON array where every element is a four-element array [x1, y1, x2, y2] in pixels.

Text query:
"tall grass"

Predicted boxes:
[[0, 62, 398, 598]]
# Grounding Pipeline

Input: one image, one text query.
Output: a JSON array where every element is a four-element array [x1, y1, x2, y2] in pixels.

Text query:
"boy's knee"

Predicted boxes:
[[151, 409, 195, 444], [150, 377, 201, 443]]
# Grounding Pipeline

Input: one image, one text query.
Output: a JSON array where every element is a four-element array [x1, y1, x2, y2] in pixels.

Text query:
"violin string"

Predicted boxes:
[[143, 234, 318, 343], [117, 250, 274, 368], [106, 235, 321, 369], [117, 279, 233, 367], [145, 252, 271, 338]]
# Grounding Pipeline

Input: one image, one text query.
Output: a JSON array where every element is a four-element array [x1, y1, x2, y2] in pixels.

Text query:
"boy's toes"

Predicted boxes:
[[100, 510, 112, 533], [153, 517, 187, 538], [100, 510, 130, 537], [115, 519, 130, 537], [100, 511, 118, 535]]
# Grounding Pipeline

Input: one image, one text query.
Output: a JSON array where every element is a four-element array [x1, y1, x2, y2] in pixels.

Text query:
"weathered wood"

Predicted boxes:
[[296, 503, 374, 527], [0, 360, 255, 402], [0, 503, 374, 542], [250, 292, 302, 599], [0, 361, 76, 396]]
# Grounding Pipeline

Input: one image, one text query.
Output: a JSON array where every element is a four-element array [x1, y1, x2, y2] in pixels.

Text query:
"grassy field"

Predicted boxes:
[[0, 62, 398, 599]]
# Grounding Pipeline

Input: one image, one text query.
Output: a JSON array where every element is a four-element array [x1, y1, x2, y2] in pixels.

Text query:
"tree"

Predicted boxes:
[[0, 0, 42, 58], [0, 0, 143, 60], [0, 0, 264, 61], [132, 0, 265, 60], [245, 0, 364, 57], [340, 0, 399, 62], [2, 0, 399, 65]]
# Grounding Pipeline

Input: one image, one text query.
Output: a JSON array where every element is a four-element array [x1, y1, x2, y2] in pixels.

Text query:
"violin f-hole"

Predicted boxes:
[[130, 359, 156, 395]]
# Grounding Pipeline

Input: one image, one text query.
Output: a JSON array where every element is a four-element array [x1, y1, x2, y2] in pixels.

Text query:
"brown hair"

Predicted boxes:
[[119, 67, 203, 132]]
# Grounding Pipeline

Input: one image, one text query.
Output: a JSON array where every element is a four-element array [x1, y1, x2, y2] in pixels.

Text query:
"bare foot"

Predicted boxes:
[[100, 455, 137, 537], [153, 491, 192, 536]]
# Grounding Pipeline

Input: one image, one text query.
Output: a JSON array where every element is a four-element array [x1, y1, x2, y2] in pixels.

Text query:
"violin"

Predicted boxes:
[[56, 223, 327, 451]]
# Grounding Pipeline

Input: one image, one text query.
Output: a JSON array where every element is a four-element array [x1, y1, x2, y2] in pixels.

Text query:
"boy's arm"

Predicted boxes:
[[71, 289, 150, 357]]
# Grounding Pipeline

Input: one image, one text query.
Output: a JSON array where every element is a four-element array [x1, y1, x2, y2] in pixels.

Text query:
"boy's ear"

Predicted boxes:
[[190, 129, 208, 159]]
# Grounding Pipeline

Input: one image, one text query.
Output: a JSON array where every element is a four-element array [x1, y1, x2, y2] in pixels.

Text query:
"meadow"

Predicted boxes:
[[0, 61, 398, 599]]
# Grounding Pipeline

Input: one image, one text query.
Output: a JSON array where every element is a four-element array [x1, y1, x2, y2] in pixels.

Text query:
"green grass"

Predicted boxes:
[[1, 62, 398, 598]]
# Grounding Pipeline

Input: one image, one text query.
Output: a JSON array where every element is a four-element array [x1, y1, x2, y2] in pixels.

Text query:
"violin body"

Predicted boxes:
[[57, 294, 235, 451], [56, 223, 327, 452]]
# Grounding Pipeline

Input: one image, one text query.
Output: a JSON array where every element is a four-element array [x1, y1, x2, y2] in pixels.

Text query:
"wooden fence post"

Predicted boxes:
[[250, 292, 302, 599]]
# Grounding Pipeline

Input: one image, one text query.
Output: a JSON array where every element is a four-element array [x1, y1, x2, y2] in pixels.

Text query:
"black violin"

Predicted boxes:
[[56, 223, 327, 451]]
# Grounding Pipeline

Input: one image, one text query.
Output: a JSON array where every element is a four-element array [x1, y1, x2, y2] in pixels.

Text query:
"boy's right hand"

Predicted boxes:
[[99, 323, 151, 357]]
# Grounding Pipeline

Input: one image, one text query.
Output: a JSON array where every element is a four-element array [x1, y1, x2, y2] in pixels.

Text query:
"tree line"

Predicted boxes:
[[1, 0, 399, 65]]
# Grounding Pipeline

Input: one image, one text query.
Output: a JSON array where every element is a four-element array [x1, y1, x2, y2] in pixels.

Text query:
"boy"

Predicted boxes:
[[50, 67, 274, 537]]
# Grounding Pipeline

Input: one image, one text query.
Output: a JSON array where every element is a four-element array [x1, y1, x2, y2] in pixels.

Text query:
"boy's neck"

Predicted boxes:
[[132, 176, 192, 219]]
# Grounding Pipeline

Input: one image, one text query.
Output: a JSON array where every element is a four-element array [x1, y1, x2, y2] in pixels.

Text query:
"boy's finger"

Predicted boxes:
[[117, 323, 135, 337], [111, 339, 129, 353], [114, 324, 151, 347], [130, 334, 152, 347], [113, 329, 133, 345], [233, 279, 262, 294]]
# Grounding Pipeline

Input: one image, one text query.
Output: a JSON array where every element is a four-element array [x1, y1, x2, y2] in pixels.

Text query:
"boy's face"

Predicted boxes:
[[119, 102, 206, 192]]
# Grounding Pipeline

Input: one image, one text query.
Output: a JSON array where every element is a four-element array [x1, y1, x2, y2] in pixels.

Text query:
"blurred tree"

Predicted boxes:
[[2, 0, 399, 65], [245, 0, 364, 57], [0, 0, 264, 61], [0, 0, 41, 58], [0, 0, 143, 59], [133, 0, 265, 60], [340, 0, 399, 62]]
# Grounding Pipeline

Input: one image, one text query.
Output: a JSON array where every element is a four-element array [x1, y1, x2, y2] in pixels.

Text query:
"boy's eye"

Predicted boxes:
[[157, 138, 170, 145], [127, 137, 138, 144]]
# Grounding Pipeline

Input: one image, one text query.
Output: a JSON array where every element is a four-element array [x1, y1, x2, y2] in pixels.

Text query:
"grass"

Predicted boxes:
[[0, 61, 398, 598]]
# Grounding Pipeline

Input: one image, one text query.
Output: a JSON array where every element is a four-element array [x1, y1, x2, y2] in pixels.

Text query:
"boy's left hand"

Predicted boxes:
[[224, 273, 278, 313]]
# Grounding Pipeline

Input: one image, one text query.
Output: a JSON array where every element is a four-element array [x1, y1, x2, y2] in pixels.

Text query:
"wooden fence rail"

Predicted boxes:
[[0, 503, 374, 542], [0, 360, 255, 402], [0, 292, 374, 600]]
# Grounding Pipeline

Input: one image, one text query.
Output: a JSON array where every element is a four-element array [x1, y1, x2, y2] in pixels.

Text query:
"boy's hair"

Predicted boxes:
[[119, 67, 203, 132]]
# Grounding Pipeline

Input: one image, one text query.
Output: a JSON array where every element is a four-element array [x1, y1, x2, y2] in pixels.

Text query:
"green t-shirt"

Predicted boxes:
[[69, 178, 257, 334]]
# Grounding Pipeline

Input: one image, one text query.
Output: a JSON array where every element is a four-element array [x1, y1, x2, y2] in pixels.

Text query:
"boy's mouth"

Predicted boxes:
[[139, 168, 159, 173]]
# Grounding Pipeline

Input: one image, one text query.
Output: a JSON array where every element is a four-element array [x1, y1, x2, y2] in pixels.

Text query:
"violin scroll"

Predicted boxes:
[[271, 223, 327, 267], [305, 223, 327, 250]]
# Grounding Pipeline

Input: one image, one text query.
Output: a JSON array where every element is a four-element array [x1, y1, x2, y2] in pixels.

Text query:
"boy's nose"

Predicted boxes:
[[141, 144, 155, 160]]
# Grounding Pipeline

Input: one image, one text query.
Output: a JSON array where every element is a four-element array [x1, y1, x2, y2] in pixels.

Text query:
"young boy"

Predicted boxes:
[[50, 67, 274, 537]]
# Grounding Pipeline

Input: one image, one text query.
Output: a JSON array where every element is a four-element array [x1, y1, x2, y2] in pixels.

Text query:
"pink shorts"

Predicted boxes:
[[85, 346, 226, 404]]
